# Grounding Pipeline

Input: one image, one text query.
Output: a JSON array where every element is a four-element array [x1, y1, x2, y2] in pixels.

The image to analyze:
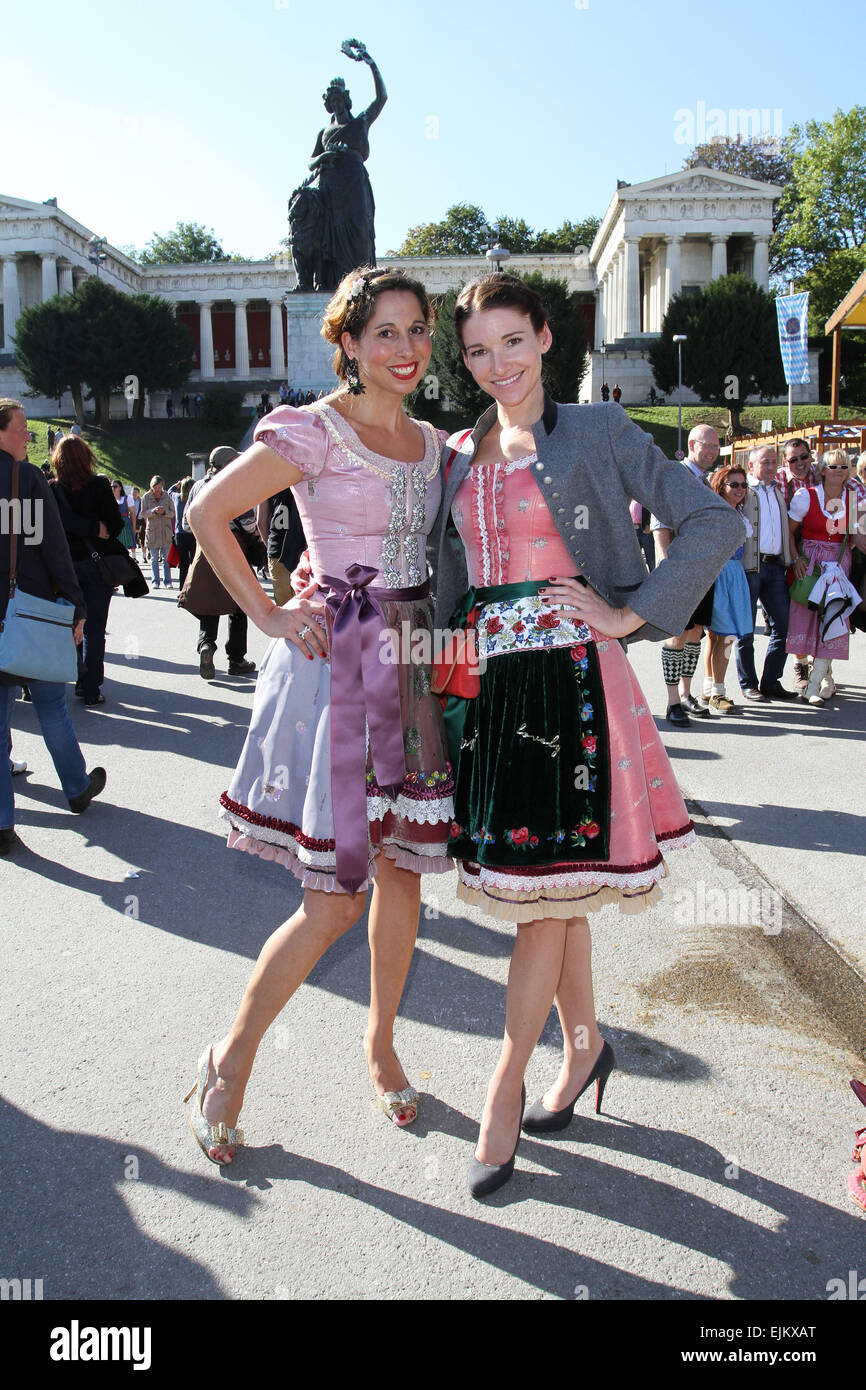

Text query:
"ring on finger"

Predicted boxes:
[[297, 624, 313, 642]]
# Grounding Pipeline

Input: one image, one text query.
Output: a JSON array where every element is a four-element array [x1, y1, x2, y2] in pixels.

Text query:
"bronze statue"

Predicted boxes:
[[289, 39, 386, 293]]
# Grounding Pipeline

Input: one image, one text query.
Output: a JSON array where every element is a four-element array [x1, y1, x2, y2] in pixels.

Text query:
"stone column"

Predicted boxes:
[[234, 300, 250, 379], [1, 256, 21, 352], [594, 271, 608, 347], [41, 254, 58, 301], [624, 237, 641, 336], [753, 236, 770, 290], [199, 301, 215, 379], [269, 298, 286, 378], [664, 236, 682, 310], [58, 262, 74, 295], [710, 235, 728, 280]]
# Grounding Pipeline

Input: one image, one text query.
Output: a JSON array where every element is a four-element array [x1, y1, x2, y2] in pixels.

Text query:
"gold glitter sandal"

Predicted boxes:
[[183, 1046, 245, 1164], [376, 1083, 419, 1127]]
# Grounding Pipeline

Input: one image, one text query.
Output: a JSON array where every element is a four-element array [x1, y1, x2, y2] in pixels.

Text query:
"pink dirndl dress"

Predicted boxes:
[[447, 452, 695, 922], [220, 404, 454, 893]]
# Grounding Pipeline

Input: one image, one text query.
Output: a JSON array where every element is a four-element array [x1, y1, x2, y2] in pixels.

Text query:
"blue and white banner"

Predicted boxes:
[[775, 292, 810, 385]]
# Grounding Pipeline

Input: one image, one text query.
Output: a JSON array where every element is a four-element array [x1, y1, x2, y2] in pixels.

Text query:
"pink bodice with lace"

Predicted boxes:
[[451, 453, 577, 585], [255, 404, 444, 587]]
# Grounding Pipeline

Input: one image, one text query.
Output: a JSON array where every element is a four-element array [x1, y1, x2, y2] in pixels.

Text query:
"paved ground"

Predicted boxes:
[[1, 586, 864, 1301]]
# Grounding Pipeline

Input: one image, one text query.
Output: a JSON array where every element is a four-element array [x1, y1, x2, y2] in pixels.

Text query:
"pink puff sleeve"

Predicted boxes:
[[254, 406, 328, 479]]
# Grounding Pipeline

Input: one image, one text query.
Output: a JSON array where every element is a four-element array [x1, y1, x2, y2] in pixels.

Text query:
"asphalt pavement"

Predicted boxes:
[[1, 582, 864, 1302]]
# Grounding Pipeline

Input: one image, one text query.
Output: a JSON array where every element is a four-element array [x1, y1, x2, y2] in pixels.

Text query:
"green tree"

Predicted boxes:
[[492, 215, 536, 252], [391, 206, 601, 258], [139, 221, 231, 265], [125, 294, 194, 421], [648, 275, 786, 436], [518, 272, 590, 402], [425, 287, 487, 418], [392, 203, 490, 257], [801, 245, 866, 336], [777, 106, 866, 277], [684, 135, 794, 278], [15, 280, 192, 427], [530, 218, 601, 253]]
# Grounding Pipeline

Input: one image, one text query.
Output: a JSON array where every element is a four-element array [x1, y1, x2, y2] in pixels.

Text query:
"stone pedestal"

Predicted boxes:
[[284, 293, 337, 389]]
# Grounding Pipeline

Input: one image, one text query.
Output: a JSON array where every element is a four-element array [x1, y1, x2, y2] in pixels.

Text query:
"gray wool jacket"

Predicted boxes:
[[429, 398, 745, 644]]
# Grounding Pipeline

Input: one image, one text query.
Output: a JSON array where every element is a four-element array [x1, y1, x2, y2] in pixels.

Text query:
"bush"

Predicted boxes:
[[201, 386, 244, 429]]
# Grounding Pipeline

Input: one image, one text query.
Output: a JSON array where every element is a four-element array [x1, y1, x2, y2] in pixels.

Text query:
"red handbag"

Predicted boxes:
[[430, 628, 480, 699], [166, 541, 180, 568]]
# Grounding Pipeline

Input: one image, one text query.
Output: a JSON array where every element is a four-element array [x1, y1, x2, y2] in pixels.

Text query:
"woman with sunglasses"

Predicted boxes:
[[431, 274, 742, 1197], [704, 466, 754, 711], [787, 448, 866, 705]]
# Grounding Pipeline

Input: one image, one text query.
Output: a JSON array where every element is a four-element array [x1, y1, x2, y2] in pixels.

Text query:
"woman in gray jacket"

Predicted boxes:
[[141, 475, 175, 588], [431, 275, 743, 1197]]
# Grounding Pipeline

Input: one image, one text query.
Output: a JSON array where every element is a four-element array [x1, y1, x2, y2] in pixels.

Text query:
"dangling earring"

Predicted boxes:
[[346, 357, 365, 396]]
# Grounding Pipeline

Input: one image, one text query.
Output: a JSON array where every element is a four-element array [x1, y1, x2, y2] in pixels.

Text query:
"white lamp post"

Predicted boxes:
[[672, 333, 687, 457]]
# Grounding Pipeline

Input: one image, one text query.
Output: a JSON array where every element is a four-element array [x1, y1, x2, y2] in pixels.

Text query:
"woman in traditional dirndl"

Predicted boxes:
[[436, 274, 739, 1197], [183, 268, 453, 1163], [704, 463, 755, 711]]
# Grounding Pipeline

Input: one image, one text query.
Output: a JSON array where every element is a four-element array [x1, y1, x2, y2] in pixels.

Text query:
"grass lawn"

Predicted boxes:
[[26, 418, 250, 492], [24, 403, 866, 483], [624, 404, 866, 455]]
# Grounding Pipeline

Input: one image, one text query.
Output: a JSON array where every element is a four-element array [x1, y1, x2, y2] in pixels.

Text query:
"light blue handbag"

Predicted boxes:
[[0, 460, 78, 684]]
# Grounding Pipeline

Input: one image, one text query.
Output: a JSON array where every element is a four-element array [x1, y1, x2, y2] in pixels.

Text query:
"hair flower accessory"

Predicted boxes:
[[348, 277, 367, 302]]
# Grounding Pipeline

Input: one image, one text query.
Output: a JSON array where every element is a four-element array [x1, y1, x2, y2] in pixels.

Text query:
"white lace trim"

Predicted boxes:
[[366, 792, 454, 825], [503, 453, 537, 474], [456, 834, 695, 893], [313, 403, 440, 482]]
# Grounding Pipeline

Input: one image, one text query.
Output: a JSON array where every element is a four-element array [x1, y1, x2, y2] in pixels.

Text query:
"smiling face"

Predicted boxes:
[[721, 471, 747, 506], [687, 426, 720, 471], [0, 408, 30, 461], [459, 306, 552, 406], [784, 442, 812, 479], [341, 290, 432, 397]]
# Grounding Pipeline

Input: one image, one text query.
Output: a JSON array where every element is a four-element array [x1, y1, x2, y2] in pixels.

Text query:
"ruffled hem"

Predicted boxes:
[[454, 826, 696, 922], [456, 873, 665, 922], [223, 819, 453, 894]]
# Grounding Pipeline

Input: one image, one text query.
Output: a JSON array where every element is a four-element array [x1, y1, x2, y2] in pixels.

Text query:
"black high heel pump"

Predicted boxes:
[[468, 1085, 526, 1199], [522, 1039, 616, 1134]]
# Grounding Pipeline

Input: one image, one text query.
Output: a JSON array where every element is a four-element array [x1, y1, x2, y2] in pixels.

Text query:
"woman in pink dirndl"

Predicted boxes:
[[183, 268, 453, 1163]]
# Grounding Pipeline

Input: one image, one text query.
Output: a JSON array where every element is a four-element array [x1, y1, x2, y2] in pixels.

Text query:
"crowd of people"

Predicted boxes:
[[2, 264, 864, 1201], [647, 428, 866, 723]]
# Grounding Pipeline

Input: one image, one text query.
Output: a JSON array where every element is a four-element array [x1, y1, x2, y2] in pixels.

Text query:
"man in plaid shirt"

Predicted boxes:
[[777, 438, 817, 506]]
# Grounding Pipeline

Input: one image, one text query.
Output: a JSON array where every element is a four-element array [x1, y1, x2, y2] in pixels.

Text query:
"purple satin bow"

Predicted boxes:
[[322, 564, 408, 894]]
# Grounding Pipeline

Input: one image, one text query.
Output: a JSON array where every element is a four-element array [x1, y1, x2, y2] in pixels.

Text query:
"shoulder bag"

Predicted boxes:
[[0, 460, 78, 682]]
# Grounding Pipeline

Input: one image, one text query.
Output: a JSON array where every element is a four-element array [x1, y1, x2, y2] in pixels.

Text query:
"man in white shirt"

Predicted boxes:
[[735, 445, 796, 701], [651, 424, 719, 725]]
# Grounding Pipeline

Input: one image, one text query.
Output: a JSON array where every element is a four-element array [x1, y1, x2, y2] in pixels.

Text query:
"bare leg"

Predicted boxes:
[[709, 632, 729, 685], [541, 916, 604, 1111], [475, 917, 568, 1165], [365, 852, 422, 1122], [201, 886, 367, 1160]]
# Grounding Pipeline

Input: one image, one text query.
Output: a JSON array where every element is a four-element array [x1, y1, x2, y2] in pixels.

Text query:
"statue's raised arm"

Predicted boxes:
[[341, 38, 387, 126]]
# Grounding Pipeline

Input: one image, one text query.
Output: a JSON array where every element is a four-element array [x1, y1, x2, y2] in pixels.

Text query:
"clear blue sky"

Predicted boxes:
[[10, 0, 865, 261]]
